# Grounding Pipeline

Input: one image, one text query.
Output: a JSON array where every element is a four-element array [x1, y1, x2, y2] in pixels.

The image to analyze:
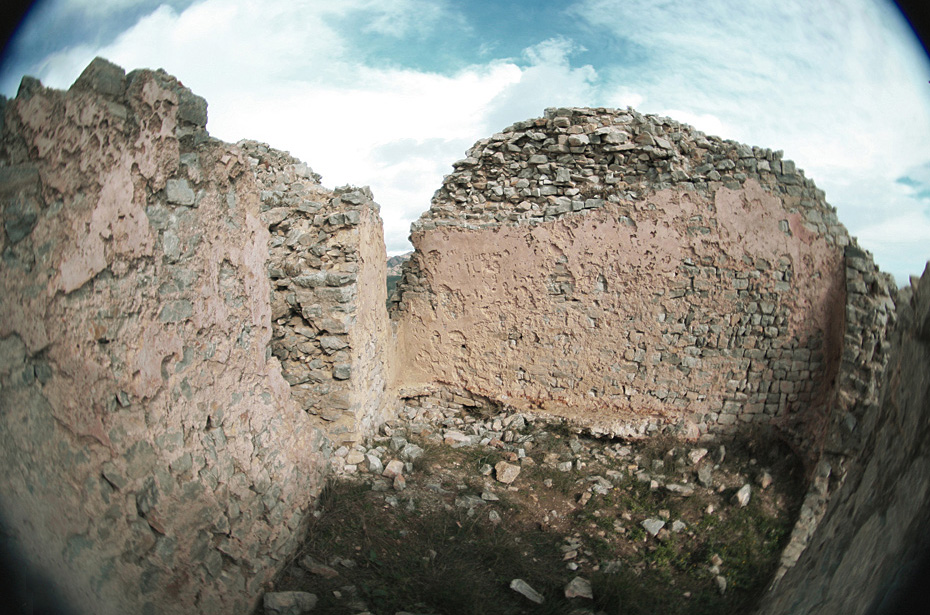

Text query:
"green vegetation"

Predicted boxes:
[[273, 423, 804, 615]]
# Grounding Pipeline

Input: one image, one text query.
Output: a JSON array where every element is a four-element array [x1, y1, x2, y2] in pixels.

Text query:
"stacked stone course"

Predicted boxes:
[[240, 140, 395, 444], [394, 106, 850, 462], [757, 263, 929, 615], [404, 106, 847, 240]]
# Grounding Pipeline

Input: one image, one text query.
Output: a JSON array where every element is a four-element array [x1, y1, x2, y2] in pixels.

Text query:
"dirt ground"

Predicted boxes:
[[265, 404, 805, 615]]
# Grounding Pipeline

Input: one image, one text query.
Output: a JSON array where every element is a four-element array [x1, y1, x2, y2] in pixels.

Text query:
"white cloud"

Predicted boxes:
[[572, 0, 930, 280], [480, 38, 599, 132], [656, 108, 727, 138], [4, 0, 929, 280], [604, 87, 644, 111], [350, 0, 458, 37]]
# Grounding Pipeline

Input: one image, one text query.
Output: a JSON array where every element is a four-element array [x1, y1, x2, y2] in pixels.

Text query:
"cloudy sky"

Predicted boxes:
[[1, 0, 928, 282]]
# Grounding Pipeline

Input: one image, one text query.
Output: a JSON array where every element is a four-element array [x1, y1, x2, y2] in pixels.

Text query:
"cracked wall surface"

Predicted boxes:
[[0, 59, 330, 615]]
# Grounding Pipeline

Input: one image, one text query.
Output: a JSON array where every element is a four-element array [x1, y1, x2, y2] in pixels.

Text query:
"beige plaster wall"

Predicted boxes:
[[0, 59, 328, 615], [395, 107, 847, 453]]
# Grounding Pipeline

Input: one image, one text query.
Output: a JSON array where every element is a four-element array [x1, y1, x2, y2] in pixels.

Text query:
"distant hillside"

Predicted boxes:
[[387, 252, 412, 277], [386, 252, 412, 299]]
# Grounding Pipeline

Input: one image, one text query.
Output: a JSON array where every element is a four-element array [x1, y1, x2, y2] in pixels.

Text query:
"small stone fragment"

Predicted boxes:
[[510, 578, 544, 604], [382, 459, 404, 479], [299, 556, 339, 579], [758, 470, 773, 490], [400, 443, 424, 461], [665, 483, 695, 496], [363, 454, 383, 474], [344, 451, 365, 466], [495, 461, 521, 484], [715, 575, 727, 594], [564, 576, 593, 599], [697, 464, 713, 488], [688, 448, 708, 464], [733, 483, 752, 507], [443, 430, 470, 445], [642, 518, 665, 536], [263, 590, 318, 615], [166, 178, 195, 206], [455, 495, 486, 509], [393, 474, 406, 491]]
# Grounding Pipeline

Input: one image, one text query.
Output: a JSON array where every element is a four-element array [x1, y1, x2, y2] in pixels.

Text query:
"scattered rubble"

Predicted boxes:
[[267, 389, 805, 613]]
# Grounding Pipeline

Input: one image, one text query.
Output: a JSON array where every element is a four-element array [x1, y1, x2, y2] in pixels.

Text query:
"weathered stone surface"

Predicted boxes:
[[665, 483, 695, 497], [299, 556, 339, 579], [510, 578, 544, 604], [0, 61, 328, 615], [70, 57, 125, 97], [165, 178, 195, 205], [263, 591, 318, 614], [494, 461, 521, 484], [642, 518, 666, 536], [564, 576, 593, 599], [733, 484, 751, 507], [382, 459, 404, 479]]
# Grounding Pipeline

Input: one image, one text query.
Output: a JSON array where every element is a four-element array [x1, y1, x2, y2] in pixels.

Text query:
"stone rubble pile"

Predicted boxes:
[[270, 385, 786, 613]]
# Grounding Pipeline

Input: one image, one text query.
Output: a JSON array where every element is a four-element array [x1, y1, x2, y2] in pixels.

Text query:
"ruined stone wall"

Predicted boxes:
[[1, 54, 923, 615], [393, 107, 850, 455], [756, 262, 930, 615], [0, 59, 329, 615], [766, 245, 897, 583], [246, 141, 395, 446]]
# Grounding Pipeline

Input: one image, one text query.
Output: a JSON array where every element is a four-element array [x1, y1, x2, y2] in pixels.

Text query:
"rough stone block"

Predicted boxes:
[[166, 178, 195, 205]]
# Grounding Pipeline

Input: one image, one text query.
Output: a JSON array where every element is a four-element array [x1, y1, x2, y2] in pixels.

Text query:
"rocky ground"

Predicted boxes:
[[260, 400, 805, 615]]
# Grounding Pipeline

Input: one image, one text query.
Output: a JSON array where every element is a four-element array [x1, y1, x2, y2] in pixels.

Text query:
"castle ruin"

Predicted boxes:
[[0, 58, 927, 614]]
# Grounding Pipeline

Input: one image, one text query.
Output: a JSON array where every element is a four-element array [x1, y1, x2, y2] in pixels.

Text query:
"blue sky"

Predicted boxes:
[[2, 0, 929, 283]]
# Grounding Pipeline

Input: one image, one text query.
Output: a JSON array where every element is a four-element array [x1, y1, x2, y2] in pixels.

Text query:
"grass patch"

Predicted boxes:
[[272, 424, 805, 615]]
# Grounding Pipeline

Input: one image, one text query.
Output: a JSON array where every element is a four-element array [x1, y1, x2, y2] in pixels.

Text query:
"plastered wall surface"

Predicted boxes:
[[394, 107, 850, 458], [0, 59, 329, 614]]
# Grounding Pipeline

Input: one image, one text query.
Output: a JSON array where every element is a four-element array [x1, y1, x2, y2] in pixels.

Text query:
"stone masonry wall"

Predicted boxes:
[[0, 59, 329, 614], [393, 107, 850, 459], [756, 262, 930, 615], [766, 244, 897, 584], [244, 140, 395, 446]]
